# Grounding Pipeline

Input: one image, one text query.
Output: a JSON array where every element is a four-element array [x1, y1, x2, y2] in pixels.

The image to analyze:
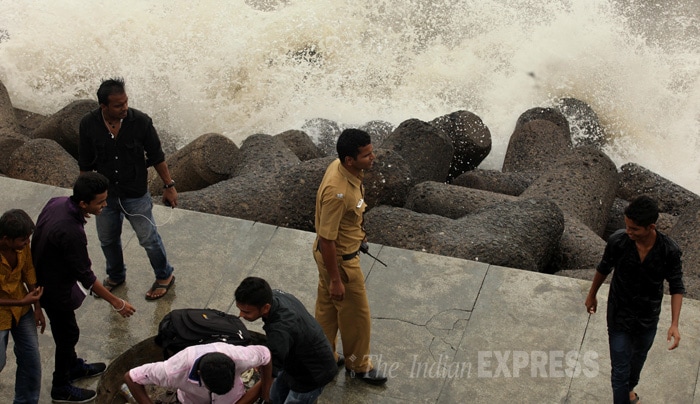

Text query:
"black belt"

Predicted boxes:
[[342, 251, 360, 260], [316, 240, 360, 261]]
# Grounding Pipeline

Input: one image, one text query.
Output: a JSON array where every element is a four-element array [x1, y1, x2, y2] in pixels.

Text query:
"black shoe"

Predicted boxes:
[[336, 354, 345, 367], [345, 367, 388, 385], [69, 358, 106, 382], [51, 384, 96, 403]]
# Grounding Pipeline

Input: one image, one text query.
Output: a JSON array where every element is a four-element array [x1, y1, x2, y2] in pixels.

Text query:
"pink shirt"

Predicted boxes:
[[129, 343, 270, 403]]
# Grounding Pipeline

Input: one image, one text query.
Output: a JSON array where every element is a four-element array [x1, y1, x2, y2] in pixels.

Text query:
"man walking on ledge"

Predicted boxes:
[[586, 195, 684, 404]]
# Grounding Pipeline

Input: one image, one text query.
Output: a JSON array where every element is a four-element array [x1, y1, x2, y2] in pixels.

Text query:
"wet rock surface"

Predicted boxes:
[[3, 80, 698, 298]]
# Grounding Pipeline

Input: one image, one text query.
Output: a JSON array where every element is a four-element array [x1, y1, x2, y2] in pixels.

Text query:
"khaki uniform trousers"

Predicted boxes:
[[313, 247, 373, 373]]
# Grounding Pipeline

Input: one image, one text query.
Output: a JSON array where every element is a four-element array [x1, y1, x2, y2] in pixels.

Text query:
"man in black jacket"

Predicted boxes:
[[235, 277, 337, 404], [585, 195, 684, 404]]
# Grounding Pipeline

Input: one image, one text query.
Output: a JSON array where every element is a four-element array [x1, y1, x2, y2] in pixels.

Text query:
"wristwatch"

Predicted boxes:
[[163, 180, 176, 189]]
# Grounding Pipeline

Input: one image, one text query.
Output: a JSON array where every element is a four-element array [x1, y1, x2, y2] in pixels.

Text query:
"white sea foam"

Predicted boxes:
[[0, 0, 698, 192]]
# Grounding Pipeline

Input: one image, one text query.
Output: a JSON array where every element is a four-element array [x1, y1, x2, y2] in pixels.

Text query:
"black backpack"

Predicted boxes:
[[154, 308, 252, 359]]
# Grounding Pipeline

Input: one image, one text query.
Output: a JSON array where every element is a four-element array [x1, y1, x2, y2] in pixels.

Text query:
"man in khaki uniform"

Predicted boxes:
[[313, 128, 387, 385]]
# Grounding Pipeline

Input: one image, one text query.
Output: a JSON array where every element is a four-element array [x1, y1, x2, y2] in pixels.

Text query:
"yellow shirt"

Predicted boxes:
[[0, 244, 37, 330], [315, 159, 367, 256]]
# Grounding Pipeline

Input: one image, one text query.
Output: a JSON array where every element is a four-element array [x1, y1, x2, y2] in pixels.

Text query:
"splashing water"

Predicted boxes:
[[1, 0, 698, 192]]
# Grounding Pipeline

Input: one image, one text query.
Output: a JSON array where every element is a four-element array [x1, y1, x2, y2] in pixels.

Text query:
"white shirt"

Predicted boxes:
[[129, 342, 270, 403]]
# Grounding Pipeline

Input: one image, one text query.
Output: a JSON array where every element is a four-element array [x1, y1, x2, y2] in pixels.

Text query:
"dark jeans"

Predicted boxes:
[[43, 305, 79, 389], [608, 327, 656, 404], [270, 372, 324, 404]]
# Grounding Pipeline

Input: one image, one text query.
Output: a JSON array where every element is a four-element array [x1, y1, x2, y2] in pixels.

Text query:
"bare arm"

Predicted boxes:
[[585, 271, 608, 314], [234, 359, 272, 404], [124, 372, 153, 404], [667, 293, 683, 350], [259, 358, 273, 403], [153, 161, 177, 208], [91, 279, 135, 318], [0, 286, 42, 307], [0, 285, 46, 333], [27, 284, 46, 333], [319, 237, 344, 301], [235, 382, 261, 404]]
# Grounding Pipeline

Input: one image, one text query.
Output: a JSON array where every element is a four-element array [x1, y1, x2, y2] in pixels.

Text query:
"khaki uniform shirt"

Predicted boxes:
[[315, 159, 367, 256], [0, 245, 36, 330]]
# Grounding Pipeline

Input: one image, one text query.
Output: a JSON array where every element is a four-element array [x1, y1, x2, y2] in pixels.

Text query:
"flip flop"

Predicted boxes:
[[102, 277, 124, 292], [145, 276, 175, 301]]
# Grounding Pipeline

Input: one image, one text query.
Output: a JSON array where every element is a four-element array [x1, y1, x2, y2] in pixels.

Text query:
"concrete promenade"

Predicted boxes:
[[0, 176, 698, 403]]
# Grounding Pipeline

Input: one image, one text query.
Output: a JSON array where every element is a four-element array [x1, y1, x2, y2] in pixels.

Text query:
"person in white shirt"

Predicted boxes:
[[124, 342, 272, 404]]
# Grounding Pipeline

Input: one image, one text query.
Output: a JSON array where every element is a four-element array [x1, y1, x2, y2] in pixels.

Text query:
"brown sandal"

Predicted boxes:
[[145, 276, 175, 301]]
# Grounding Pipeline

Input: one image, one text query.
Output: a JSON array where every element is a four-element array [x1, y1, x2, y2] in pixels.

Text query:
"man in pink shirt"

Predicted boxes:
[[124, 342, 272, 404]]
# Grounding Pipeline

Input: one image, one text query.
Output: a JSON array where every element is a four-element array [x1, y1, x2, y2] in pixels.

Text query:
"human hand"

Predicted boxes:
[[667, 325, 680, 350], [584, 295, 597, 314], [114, 299, 136, 318], [21, 286, 43, 305], [34, 309, 46, 334], [329, 278, 345, 301], [162, 187, 178, 208]]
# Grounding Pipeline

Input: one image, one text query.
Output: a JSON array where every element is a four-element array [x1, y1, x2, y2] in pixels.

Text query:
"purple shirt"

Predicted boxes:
[[32, 196, 96, 309], [129, 343, 271, 404]]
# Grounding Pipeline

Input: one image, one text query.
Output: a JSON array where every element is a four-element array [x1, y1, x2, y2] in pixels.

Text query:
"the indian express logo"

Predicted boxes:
[[401, 350, 599, 379]]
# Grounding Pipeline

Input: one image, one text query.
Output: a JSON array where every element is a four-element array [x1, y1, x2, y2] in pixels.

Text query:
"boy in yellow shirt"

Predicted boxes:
[[0, 209, 45, 404]]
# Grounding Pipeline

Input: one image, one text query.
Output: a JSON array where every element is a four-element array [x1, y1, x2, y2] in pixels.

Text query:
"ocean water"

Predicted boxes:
[[1, 0, 698, 193]]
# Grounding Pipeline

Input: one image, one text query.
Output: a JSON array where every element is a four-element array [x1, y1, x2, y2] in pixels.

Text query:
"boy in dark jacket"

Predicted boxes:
[[235, 277, 337, 404]]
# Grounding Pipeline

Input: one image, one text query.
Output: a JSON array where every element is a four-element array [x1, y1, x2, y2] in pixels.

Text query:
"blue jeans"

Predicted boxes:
[[608, 327, 656, 404], [270, 372, 324, 404], [96, 192, 173, 282], [0, 309, 41, 404]]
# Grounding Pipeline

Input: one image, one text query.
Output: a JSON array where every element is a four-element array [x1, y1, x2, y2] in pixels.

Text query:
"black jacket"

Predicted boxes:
[[78, 108, 165, 198], [263, 290, 337, 392], [598, 229, 685, 332]]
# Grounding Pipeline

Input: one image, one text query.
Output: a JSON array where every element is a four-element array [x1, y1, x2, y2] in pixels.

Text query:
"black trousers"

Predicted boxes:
[[43, 305, 80, 388]]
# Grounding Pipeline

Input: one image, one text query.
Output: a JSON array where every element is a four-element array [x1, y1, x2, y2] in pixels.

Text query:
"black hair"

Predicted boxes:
[[71, 172, 110, 205], [0, 209, 35, 239], [97, 77, 126, 106], [199, 353, 236, 395], [624, 195, 659, 227], [234, 277, 273, 308], [337, 129, 371, 162]]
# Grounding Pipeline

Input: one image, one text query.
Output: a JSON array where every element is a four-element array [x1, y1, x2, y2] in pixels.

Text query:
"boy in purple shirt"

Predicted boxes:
[[33, 172, 136, 403]]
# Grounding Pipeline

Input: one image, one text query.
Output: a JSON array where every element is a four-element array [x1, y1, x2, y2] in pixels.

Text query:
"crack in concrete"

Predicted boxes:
[[374, 310, 472, 365], [434, 264, 490, 402], [373, 307, 471, 329]]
